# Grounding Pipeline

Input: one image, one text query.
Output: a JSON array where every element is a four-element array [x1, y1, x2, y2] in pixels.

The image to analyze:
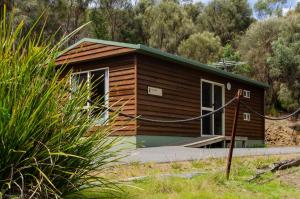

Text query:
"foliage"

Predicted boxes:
[[222, 44, 240, 62], [198, 0, 254, 45], [268, 14, 300, 111], [254, 0, 287, 18], [91, 0, 133, 41], [183, 2, 204, 24], [238, 18, 282, 107], [142, 1, 194, 53], [220, 44, 253, 76], [131, 0, 156, 44], [10, 0, 92, 45], [177, 31, 222, 63], [296, 2, 300, 14], [239, 13, 300, 111], [0, 10, 122, 198], [89, 7, 110, 40]]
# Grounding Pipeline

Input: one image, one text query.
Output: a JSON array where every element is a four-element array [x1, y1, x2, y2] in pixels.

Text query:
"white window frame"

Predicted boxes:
[[71, 68, 109, 124], [243, 90, 251, 98], [200, 79, 225, 136], [243, 113, 251, 121]]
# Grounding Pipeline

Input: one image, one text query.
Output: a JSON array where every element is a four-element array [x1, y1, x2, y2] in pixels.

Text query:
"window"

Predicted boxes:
[[243, 90, 250, 98], [243, 113, 251, 121], [71, 69, 108, 123]]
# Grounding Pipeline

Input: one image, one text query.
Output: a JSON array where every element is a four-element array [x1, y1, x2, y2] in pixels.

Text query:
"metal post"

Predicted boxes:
[[226, 89, 243, 180]]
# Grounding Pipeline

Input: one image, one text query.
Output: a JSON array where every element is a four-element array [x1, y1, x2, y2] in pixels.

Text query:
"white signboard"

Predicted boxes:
[[148, 86, 163, 96]]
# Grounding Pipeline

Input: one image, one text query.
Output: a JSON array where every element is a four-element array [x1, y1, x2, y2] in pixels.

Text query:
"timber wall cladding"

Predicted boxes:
[[56, 41, 135, 65], [62, 54, 137, 136], [136, 55, 201, 137], [136, 54, 265, 139]]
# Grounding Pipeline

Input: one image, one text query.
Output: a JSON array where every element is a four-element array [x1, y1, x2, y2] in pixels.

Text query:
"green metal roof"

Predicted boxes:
[[63, 38, 269, 89]]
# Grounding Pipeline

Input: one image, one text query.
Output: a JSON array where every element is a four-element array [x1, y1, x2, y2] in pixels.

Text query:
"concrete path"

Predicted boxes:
[[121, 146, 300, 164]]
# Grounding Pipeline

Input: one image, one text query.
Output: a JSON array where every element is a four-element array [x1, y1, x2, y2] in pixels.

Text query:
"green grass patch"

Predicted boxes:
[[79, 154, 300, 199]]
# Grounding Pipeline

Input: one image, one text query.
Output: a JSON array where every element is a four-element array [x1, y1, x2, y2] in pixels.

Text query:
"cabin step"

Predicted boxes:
[[182, 136, 225, 148], [168, 135, 226, 148]]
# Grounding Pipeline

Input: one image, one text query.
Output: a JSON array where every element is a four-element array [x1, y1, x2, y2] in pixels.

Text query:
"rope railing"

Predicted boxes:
[[240, 101, 300, 120], [66, 71, 298, 123], [89, 96, 237, 123], [72, 86, 300, 122]]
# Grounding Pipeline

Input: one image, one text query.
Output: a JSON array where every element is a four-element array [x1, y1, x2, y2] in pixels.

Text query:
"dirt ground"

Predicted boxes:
[[279, 168, 300, 190], [265, 119, 300, 146]]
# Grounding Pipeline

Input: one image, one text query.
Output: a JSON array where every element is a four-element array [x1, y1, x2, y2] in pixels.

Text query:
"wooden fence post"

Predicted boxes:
[[226, 89, 243, 180]]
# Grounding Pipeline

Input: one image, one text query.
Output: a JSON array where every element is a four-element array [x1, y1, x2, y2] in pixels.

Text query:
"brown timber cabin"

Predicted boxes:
[[56, 38, 268, 148]]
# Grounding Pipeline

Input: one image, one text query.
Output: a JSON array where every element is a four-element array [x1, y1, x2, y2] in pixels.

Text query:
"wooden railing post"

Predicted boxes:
[[226, 89, 243, 180]]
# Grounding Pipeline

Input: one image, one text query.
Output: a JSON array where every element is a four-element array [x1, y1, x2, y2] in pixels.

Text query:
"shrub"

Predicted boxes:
[[0, 10, 122, 198]]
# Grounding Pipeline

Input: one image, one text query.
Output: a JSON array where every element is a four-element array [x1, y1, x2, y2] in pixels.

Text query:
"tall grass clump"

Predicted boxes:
[[0, 9, 123, 198]]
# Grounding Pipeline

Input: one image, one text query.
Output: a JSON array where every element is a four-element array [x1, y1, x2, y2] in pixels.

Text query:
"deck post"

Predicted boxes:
[[226, 89, 243, 180]]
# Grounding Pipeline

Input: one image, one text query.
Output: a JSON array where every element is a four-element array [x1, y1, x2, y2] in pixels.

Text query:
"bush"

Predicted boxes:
[[0, 10, 122, 198]]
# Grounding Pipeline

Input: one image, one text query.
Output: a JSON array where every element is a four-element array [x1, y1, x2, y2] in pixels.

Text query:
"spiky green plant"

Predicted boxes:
[[0, 9, 123, 199]]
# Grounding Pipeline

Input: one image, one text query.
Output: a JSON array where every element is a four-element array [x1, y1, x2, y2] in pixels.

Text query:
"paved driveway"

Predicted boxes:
[[121, 146, 300, 163]]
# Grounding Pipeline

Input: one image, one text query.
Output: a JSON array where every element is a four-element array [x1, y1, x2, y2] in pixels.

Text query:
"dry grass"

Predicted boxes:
[[78, 154, 300, 199], [99, 154, 300, 180]]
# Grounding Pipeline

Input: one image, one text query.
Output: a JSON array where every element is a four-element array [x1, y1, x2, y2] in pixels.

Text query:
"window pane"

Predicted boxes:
[[90, 70, 106, 117], [214, 111, 222, 135], [202, 110, 212, 135], [71, 73, 88, 92], [202, 82, 212, 108], [71, 73, 88, 106], [90, 70, 106, 104], [214, 85, 222, 109]]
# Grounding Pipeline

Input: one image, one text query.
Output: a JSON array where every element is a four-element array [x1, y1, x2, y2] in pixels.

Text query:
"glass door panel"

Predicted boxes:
[[214, 85, 223, 135], [214, 111, 222, 135], [214, 85, 222, 109], [202, 82, 212, 108], [202, 110, 213, 135]]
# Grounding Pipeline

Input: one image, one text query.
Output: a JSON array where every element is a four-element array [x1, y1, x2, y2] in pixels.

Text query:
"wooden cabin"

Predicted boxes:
[[56, 38, 268, 148]]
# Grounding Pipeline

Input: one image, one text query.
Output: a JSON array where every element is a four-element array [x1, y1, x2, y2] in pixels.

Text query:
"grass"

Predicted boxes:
[[78, 154, 300, 199]]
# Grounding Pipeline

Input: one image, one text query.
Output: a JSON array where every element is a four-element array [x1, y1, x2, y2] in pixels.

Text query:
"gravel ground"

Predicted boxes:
[[121, 146, 300, 163]]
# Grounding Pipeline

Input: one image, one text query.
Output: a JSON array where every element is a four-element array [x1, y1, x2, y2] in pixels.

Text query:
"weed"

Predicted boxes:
[[170, 162, 182, 170]]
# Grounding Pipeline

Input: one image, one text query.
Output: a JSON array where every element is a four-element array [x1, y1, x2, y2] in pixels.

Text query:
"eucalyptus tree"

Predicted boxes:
[[91, 0, 132, 41], [198, 0, 254, 45], [182, 1, 204, 24], [238, 19, 282, 83], [254, 0, 287, 18], [238, 13, 300, 110], [177, 31, 222, 63], [268, 13, 300, 111], [6, 0, 92, 45], [142, 0, 194, 53], [238, 18, 283, 106], [131, 0, 156, 44]]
